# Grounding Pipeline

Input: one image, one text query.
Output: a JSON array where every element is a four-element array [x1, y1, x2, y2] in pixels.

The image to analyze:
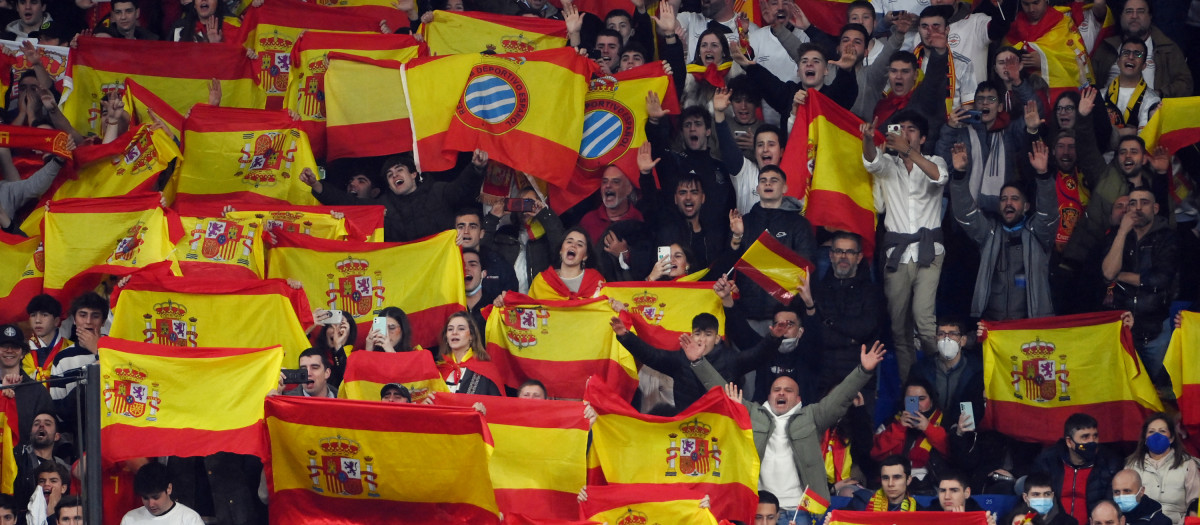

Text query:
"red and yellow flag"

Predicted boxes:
[[585, 379, 759, 523], [239, 0, 382, 109], [580, 485, 719, 525], [265, 396, 498, 524], [781, 89, 877, 254], [42, 194, 182, 303], [0, 124, 71, 158], [0, 232, 42, 325], [175, 215, 266, 280], [324, 53, 413, 161], [419, 10, 567, 56], [830, 510, 987, 525], [174, 201, 384, 242], [266, 230, 465, 350], [485, 293, 638, 400], [98, 337, 282, 462], [1165, 311, 1200, 437], [793, 0, 857, 36], [601, 281, 724, 350], [798, 486, 830, 515], [1004, 7, 1097, 99], [173, 105, 321, 207], [338, 350, 449, 404], [734, 231, 815, 305], [109, 274, 312, 367], [1140, 96, 1200, 206], [437, 393, 589, 520], [0, 396, 17, 495], [122, 78, 185, 139], [982, 311, 1163, 443], [62, 36, 263, 137]]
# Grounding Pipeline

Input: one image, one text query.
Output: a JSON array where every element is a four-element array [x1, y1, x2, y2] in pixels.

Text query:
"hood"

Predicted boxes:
[[777, 196, 804, 212]]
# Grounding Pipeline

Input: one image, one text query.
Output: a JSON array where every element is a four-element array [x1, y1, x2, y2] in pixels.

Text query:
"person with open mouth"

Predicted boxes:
[[1100, 37, 1161, 138], [527, 227, 606, 301], [732, 36, 859, 120], [435, 311, 502, 396]]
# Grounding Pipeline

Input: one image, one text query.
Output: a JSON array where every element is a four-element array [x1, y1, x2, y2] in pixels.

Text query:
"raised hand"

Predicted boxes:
[[645, 91, 667, 121], [651, 0, 677, 37], [1029, 139, 1049, 174], [859, 340, 886, 371], [636, 142, 660, 173], [951, 142, 969, 171], [728, 209, 744, 237], [729, 39, 753, 67], [1024, 100, 1044, 132], [679, 333, 704, 361], [563, 1, 582, 34], [471, 148, 489, 167], [208, 78, 222, 106], [609, 316, 628, 336], [859, 116, 877, 141], [712, 87, 732, 112], [722, 383, 742, 403], [1078, 85, 1097, 117], [1150, 145, 1171, 174], [204, 17, 223, 43]]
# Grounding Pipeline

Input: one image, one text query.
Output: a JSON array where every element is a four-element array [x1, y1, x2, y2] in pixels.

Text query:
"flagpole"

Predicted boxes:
[[83, 363, 103, 525]]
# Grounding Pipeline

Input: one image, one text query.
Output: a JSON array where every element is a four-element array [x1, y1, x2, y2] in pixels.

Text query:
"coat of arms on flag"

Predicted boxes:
[[1011, 338, 1071, 402], [236, 130, 300, 186], [455, 56, 530, 133], [140, 299, 198, 347], [325, 256, 385, 318], [185, 218, 256, 263], [580, 75, 635, 166], [666, 418, 721, 477], [106, 222, 147, 264], [500, 306, 549, 348], [102, 365, 162, 421], [308, 435, 380, 497]]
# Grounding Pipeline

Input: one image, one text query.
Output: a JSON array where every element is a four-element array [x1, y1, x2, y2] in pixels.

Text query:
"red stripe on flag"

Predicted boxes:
[[70, 36, 257, 80], [267, 396, 486, 435], [494, 489, 580, 522], [327, 118, 413, 161], [983, 399, 1155, 444], [1161, 128, 1200, 155], [269, 489, 497, 525], [794, 0, 854, 39], [124, 78, 184, 133], [0, 276, 41, 325], [443, 127, 585, 189], [486, 344, 634, 401], [102, 424, 265, 462], [805, 189, 877, 255]]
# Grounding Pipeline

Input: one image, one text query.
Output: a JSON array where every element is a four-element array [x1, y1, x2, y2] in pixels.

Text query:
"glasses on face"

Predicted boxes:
[[975, 95, 999, 104], [831, 248, 861, 256], [1119, 49, 1146, 59], [1055, 105, 1076, 113], [936, 331, 962, 338]]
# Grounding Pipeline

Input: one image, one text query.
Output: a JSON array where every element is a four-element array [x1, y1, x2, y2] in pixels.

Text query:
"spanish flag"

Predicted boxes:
[[1165, 312, 1200, 437], [580, 485, 719, 525], [0, 396, 17, 495], [798, 486, 830, 515], [0, 232, 42, 325], [793, 0, 857, 36], [600, 281, 724, 350], [175, 215, 266, 280], [982, 311, 1163, 443], [122, 78, 184, 139], [42, 194, 182, 303], [419, 10, 567, 56], [403, 53, 478, 173], [239, 0, 382, 109], [443, 47, 596, 189], [173, 105, 321, 208], [734, 231, 815, 305], [436, 393, 589, 520], [265, 396, 499, 524], [109, 274, 312, 367], [1140, 97, 1200, 207], [1004, 7, 1096, 98], [830, 510, 988, 525], [324, 53, 413, 161], [173, 201, 384, 242], [61, 36, 263, 137], [98, 337, 282, 462], [780, 89, 877, 255], [585, 378, 759, 523], [485, 293, 638, 401], [266, 230, 465, 351], [338, 350, 449, 404]]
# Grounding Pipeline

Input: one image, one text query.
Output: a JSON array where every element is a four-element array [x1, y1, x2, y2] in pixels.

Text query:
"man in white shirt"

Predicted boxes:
[[121, 463, 204, 525], [860, 110, 949, 382]]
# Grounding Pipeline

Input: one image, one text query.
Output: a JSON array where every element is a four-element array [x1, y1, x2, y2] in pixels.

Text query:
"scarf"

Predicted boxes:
[[686, 62, 732, 89], [530, 268, 605, 300], [914, 44, 955, 118], [1105, 75, 1148, 128], [873, 91, 912, 129], [24, 335, 71, 382], [1055, 170, 1088, 251], [965, 126, 1009, 201], [866, 489, 917, 512], [823, 427, 854, 484]]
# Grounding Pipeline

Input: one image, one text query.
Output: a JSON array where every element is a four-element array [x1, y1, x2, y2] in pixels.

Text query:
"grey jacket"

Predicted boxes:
[[950, 170, 1058, 319], [1, 158, 62, 233]]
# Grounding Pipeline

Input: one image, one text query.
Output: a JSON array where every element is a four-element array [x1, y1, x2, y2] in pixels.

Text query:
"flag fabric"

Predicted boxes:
[[1, 40, 70, 104], [829, 510, 988, 525], [98, 337, 282, 462], [1165, 311, 1200, 437], [338, 350, 449, 404], [0, 232, 42, 325], [324, 53, 414, 161], [122, 77, 185, 139], [1140, 96, 1200, 154], [419, 10, 567, 56], [981, 311, 1164, 443], [173, 105, 321, 207], [239, 0, 382, 108], [0, 396, 17, 495], [0, 125, 72, 159], [266, 230, 465, 350], [109, 274, 312, 367], [798, 486, 830, 515], [485, 293, 638, 401], [42, 194, 182, 303], [1004, 7, 1093, 99], [175, 215, 266, 280], [781, 89, 877, 255], [791, 0, 856, 36], [600, 281, 724, 351], [404, 53, 491, 173], [580, 485, 719, 525], [174, 201, 384, 242], [265, 396, 498, 524], [585, 379, 759, 523], [61, 36, 263, 137], [734, 231, 815, 305], [436, 393, 589, 520]]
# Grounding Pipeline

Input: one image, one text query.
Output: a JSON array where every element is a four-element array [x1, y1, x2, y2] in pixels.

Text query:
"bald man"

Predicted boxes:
[[1111, 469, 1170, 525]]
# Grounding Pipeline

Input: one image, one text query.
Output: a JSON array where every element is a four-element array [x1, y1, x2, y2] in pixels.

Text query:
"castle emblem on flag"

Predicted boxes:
[[236, 130, 301, 187], [22, 241, 44, 277], [257, 31, 295, 95], [255, 211, 315, 236], [106, 222, 146, 264], [630, 291, 665, 325], [111, 126, 162, 177], [665, 418, 721, 477], [1010, 338, 1071, 402], [141, 299, 199, 347], [185, 218, 256, 265], [306, 435, 380, 497], [325, 256, 385, 318], [455, 56, 529, 133], [580, 76, 635, 165], [102, 365, 162, 421], [295, 56, 329, 120], [501, 306, 550, 348]]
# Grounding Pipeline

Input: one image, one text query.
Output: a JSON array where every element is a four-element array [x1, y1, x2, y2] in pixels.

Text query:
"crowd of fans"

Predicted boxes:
[[0, 0, 1197, 522]]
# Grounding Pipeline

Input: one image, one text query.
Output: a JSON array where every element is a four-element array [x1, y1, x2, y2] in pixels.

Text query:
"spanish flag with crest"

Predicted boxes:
[[830, 510, 988, 525], [585, 378, 758, 523], [1165, 312, 1200, 439], [485, 292, 638, 401], [982, 311, 1163, 443], [338, 350, 449, 404], [175, 215, 266, 280], [173, 105, 320, 208], [580, 485, 719, 525], [324, 53, 414, 161], [436, 393, 589, 520], [109, 274, 312, 367], [62, 36, 263, 137], [42, 194, 182, 303], [173, 201, 384, 242], [266, 230, 464, 351], [601, 281, 723, 351], [734, 232, 815, 305], [419, 10, 567, 56], [779, 89, 877, 255], [265, 395, 499, 524], [0, 232, 42, 325], [122, 77, 184, 139], [98, 337, 282, 462]]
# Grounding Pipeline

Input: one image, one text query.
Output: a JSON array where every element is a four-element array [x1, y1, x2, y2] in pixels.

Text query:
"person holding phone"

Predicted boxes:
[[363, 306, 421, 354], [312, 309, 355, 387], [871, 377, 951, 494]]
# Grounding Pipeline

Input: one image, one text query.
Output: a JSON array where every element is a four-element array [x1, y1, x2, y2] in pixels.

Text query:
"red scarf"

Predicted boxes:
[[1008, 6, 1066, 44], [873, 91, 912, 128], [686, 62, 732, 89], [436, 355, 506, 395], [539, 268, 605, 300], [1055, 170, 1087, 251]]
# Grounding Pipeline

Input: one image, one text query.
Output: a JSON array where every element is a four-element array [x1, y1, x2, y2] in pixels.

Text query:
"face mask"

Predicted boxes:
[[1114, 494, 1139, 513], [1029, 497, 1053, 515], [1073, 441, 1099, 463], [937, 338, 961, 361], [1147, 432, 1171, 455], [466, 282, 483, 297], [779, 337, 799, 354]]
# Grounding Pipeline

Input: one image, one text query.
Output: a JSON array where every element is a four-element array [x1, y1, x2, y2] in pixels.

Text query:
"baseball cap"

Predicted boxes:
[[0, 325, 23, 348]]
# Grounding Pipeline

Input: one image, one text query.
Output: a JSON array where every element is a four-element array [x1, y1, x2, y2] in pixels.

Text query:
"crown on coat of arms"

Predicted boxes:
[[152, 300, 187, 320], [500, 34, 535, 54], [617, 509, 648, 525], [336, 256, 369, 275], [1021, 338, 1056, 358], [308, 57, 329, 75], [258, 32, 292, 53], [631, 291, 659, 308], [113, 365, 147, 382], [589, 76, 619, 96], [678, 419, 711, 439], [320, 435, 360, 457]]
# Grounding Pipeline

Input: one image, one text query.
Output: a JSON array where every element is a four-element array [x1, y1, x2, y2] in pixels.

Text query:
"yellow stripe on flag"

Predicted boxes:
[[175, 216, 267, 279], [601, 281, 724, 349], [0, 233, 42, 325], [403, 53, 478, 172], [1139, 96, 1200, 154], [420, 10, 567, 56], [324, 53, 413, 160], [224, 209, 350, 241]]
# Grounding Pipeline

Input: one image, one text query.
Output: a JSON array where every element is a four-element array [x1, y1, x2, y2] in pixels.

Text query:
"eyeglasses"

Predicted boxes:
[[1119, 49, 1146, 59], [975, 96, 999, 104], [936, 331, 962, 338], [831, 249, 861, 256], [1055, 105, 1076, 113]]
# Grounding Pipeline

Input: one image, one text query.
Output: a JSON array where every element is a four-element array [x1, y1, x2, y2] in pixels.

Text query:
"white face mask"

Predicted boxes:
[[937, 337, 960, 361], [779, 337, 799, 354]]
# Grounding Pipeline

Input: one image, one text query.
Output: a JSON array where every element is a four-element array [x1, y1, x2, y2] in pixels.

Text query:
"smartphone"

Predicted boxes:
[[505, 198, 535, 213], [371, 316, 388, 336], [905, 395, 920, 415], [280, 368, 309, 385], [314, 309, 343, 325], [963, 109, 983, 124], [657, 246, 671, 261], [587, 48, 603, 60], [734, 130, 749, 137], [887, 124, 902, 135], [959, 401, 975, 429]]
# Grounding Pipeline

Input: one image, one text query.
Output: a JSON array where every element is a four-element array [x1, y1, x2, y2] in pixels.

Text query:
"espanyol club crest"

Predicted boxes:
[[579, 76, 635, 168], [455, 58, 529, 134]]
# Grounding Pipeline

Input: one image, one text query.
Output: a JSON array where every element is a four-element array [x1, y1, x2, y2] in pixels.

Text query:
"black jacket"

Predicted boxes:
[[1031, 440, 1122, 520], [811, 268, 884, 391], [1124, 495, 1172, 525], [734, 200, 818, 319], [616, 332, 781, 411], [914, 350, 985, 426], [1103, 217, 1180, 342], [484, 207, 566, 288], [647, 120, 737, 233], [745, 60, 858, 114]]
